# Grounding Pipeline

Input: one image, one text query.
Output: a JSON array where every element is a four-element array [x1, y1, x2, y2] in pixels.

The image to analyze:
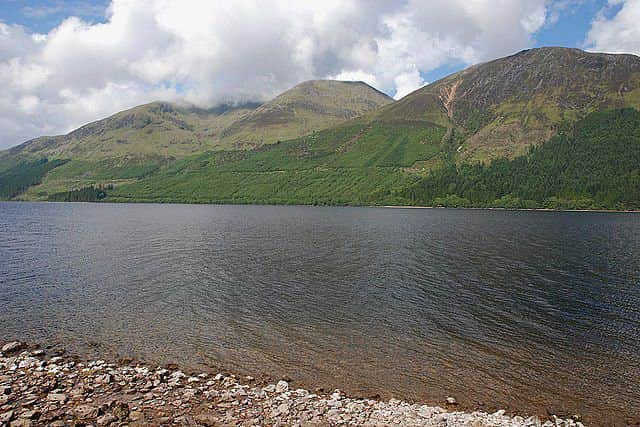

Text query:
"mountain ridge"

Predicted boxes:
[[3, 79, 392, 160], [374, 46, 640, 162], [2, 47, 640, 209]]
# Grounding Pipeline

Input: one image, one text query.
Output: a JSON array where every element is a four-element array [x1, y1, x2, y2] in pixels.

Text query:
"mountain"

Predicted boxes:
[[104, 107, 640, 210], [0, 80, 391, 198], [2, 47, 640, 209], [5, 102, 258, 161], [373, 47, 640, 162], [218, 80, 394, 149], [104, 48, 640, 209], [5, 80, 391, 161]]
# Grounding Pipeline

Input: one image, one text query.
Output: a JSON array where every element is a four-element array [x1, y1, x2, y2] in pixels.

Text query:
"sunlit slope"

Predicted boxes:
[[108, 121, 446, 205], [218, 80, 393, 149], [0, 80, 391, 198], [4, 80, 392, 162], [108, 108, 640, 209], [374, 47, 640, 162]]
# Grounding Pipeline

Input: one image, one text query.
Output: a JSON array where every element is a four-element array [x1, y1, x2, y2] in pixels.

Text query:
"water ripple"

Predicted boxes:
[[0, 202, 639, 424]]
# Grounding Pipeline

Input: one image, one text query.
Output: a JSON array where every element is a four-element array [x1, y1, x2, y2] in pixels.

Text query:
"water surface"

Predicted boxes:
[[1, 202, 639, 424]]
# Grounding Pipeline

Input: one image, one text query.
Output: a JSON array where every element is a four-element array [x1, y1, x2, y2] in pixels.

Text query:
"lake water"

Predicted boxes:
[[1, 202, 639, 424]]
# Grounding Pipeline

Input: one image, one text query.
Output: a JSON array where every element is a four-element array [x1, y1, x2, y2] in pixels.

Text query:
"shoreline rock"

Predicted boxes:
[[0, 341, 585, 426]]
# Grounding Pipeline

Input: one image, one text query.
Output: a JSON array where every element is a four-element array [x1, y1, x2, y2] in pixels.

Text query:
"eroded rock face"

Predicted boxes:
[[0, 341, 585, 427]]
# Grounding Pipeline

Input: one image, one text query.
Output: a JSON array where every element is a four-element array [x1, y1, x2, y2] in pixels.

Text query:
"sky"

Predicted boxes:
[[1, 0, 640, 149]]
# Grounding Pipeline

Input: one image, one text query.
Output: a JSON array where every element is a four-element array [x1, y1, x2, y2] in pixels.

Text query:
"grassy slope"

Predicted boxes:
[[4, 80, 392, 162], [107, 108, 640, 209], [218, 80, 393, 149], [108, 122, 446, 205], [4, 103, 254, 161], [17, 155, 167, 200], [0, 159, 69, 200], [1, 81, 392, 199]]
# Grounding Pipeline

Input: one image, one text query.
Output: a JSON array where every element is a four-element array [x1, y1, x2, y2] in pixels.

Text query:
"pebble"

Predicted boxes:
[[46, 392, 68, 403], [19, 410, 38, 419], [96, 413, 117, 425], [0, 410, 14, 423], [129, 409, 145, 421], [275, 380, 289, 393], [0, 340, 586, 427], [74, 404, 99, 419], [112, 401, 130, 420]]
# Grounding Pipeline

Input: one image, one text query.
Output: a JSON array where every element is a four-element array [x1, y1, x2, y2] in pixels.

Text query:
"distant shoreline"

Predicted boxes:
[[2, 199, 640, 213], [378, 205, 640, 213]]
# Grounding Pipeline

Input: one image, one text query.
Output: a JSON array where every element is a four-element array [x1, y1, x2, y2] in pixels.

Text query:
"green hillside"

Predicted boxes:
[[219, 80, 394, 149], [108, 121, 445, 205], [106, 108, 640, 209], [0, 158, 69, 199], [4, 102, 254, 161], [374, 47, 640, 163], [403, 108, 640, 210], [4, 80, 392, 162], [2, 47, 640, 210], [0, 80, 391, 198]]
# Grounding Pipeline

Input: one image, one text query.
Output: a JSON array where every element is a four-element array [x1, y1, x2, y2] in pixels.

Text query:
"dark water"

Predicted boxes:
[[1, 202, 639, 424]]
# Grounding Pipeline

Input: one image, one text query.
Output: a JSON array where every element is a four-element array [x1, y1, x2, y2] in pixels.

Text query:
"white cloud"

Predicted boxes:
[[585, 0, 640, 55], [0, 0, 554, 149], [393, 68, 426, 100], [18, 95, 40, 114], [330, 70, 379, 88]]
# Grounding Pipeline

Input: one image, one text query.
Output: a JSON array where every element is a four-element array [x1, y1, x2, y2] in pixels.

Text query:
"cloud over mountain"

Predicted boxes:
[[586, 0, 640, 55], [0, 0, 567, 148]]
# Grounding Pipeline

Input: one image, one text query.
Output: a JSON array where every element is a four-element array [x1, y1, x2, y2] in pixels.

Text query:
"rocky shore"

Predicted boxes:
[[1, 341, 585, 426]]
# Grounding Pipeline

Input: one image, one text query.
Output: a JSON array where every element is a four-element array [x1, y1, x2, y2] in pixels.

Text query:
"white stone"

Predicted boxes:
[[275, 380, 289, 393], [47, 392, 68, 403]]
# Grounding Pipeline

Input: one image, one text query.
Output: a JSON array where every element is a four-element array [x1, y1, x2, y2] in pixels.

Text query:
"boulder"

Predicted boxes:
[[1, 342, 24, 354]]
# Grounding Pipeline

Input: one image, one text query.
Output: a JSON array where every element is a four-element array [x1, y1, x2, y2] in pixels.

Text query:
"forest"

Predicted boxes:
[[403, 109, 640, 210]]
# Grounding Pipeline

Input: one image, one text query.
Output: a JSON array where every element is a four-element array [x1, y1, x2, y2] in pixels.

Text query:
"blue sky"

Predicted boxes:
[[2, 0, 110, 33], [423, 0, 610, 83]]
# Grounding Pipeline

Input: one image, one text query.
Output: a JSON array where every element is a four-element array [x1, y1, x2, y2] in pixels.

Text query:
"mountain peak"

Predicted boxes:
[[276, 79, 391, 101], [5, 76, 393, 160], [377, 47, 640, 162], [218, 78, 393, 148]]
